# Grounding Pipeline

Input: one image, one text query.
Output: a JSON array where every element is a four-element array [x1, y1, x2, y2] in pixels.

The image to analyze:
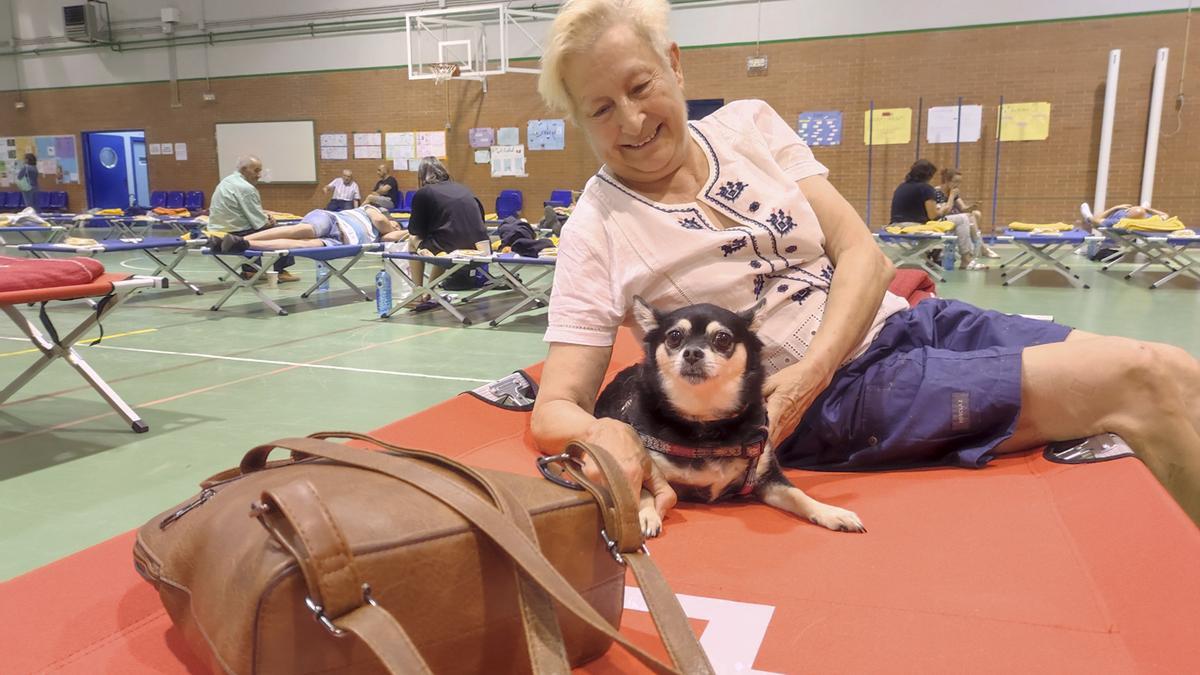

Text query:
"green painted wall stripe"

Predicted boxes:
[[1, 7, 1189, 94]]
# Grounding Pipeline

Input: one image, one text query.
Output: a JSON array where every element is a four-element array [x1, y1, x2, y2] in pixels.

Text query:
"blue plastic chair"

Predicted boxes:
[[166, 191, 185, 209], [496, 190, 523, 219], [402, 191, 416, 212], [35, 192, 53, 211], [150, 191, 168, 209], [544, 190, 572, 208], [1, 192, 19, 210], [49, 191, 68, 211], [185, 191, 204, 211]]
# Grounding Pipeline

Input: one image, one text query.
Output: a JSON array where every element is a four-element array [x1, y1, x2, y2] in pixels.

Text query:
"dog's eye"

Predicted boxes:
[[711, 331, 733, 352], [665, 329, 684, 349]]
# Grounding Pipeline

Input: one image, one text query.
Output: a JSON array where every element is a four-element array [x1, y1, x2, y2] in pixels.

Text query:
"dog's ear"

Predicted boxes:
[[738, 298, 767, 332], [631, 296, 659, 332]]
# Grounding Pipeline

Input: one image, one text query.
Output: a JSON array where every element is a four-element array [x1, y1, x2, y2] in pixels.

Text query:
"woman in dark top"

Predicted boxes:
[[405, 157, 488, 305], [891, 159, 987, 269]]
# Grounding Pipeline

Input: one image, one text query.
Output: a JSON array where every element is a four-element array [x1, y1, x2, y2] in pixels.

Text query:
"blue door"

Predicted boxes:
[[84, 132, 131, 209], [131, 139, 149, 207]]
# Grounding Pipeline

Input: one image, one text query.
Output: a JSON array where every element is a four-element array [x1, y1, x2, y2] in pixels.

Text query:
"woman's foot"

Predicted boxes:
[[966, 259, 988, 270], [981, 244, 1001, 258], [1080, 202, 1094, 222]]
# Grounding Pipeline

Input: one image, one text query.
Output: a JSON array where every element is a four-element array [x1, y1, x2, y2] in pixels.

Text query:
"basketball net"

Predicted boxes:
[[430, 63, 461, 130]]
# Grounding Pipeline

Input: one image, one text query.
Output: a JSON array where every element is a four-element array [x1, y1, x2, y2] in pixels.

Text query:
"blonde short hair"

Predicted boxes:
[[538, 0, 673, 115]]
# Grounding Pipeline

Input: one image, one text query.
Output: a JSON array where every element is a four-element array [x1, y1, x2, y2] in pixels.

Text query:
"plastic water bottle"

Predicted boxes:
[[316, 261, 330, 292], [942, 241, 957, 271], [375, 269, 392, 316]]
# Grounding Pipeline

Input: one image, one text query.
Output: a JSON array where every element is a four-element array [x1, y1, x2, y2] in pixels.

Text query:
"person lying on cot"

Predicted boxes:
[[1081, 203, 1169, 230], [527, 0, 1200, 529], [213, 204, 406, 253]]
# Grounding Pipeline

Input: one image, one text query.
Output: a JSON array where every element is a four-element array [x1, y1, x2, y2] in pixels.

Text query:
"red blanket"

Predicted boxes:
[[0, 256, 105, 293], [889, 268, 937, 305]]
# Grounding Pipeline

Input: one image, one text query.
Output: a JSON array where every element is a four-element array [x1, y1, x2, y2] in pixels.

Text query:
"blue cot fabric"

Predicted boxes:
[[776, 298, 1073, 471]]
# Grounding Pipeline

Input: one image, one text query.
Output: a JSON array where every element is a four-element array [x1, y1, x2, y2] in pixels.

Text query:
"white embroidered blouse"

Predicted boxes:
[[544, 99, 908, 374]]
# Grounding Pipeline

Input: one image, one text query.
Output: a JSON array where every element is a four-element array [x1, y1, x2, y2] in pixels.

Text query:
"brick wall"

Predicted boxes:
[[2, 12, 1195, 229]]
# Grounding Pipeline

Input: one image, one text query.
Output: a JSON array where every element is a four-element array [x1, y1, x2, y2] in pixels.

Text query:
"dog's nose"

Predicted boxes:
[[682, 348, 704, 364]]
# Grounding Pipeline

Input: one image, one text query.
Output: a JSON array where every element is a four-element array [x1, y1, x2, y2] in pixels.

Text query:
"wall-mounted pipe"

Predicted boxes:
[[1094, 49, 1120, 214], [1140, 47, 1169, 206]]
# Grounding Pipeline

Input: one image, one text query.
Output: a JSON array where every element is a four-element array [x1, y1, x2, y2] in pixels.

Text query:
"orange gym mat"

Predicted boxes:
[[3, 330, 1199, 673]]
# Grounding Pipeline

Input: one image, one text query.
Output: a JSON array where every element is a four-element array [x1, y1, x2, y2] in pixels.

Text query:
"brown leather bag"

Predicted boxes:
[[134, 432, 714, 674]]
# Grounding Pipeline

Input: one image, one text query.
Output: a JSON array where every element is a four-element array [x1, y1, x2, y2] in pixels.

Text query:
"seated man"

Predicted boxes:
[[322, 169, 360, 211], [215, 204, 406, 252], [209, 155, 299, 282], [365, 164, 401, 211]]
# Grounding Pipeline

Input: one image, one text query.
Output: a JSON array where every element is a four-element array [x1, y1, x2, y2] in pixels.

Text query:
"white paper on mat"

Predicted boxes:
[[927, 105, 983, 144], [354, 145, 382, 159], [321, 146, 349, 160]]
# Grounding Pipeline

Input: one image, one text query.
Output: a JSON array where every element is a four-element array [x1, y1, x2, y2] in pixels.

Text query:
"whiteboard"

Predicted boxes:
[[215, 121, 316, 183]]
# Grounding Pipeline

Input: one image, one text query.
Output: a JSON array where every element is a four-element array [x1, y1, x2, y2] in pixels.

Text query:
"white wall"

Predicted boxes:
[[1, 0, 1188, 91]]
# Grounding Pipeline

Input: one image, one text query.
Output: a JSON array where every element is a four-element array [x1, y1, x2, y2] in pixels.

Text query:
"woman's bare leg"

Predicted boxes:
[[245, 223, 318, 241], [996, 334, 1200, 525], [242, 238, 325, 250]]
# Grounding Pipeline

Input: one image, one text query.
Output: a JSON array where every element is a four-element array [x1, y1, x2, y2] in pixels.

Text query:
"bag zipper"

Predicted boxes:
[[159, 488, 216, 529]]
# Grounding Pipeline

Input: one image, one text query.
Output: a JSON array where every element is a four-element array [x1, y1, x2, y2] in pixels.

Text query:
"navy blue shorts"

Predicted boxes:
[[776, 299, 1073, 471]]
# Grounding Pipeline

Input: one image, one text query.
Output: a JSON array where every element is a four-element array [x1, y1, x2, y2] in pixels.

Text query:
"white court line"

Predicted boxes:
[[0, 337, 490, 383]]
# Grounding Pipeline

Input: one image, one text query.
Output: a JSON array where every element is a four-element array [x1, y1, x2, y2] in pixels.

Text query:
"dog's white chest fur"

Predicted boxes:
[[649, 453, 750, 502]]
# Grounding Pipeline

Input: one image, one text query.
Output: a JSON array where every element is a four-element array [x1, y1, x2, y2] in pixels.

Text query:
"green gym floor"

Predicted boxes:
[[1, 246, 1197, 581]]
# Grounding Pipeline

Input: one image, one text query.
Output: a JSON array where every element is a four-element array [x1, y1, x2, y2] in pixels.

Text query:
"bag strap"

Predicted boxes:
[[243, 435, 712, 675]]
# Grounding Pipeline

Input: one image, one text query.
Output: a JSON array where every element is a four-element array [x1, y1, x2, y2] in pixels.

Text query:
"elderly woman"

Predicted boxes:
[[530, 0, 1200, 528]]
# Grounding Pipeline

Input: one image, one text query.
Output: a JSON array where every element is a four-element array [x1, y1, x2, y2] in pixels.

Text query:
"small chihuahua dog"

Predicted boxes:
[[595, 297, 865, 537]]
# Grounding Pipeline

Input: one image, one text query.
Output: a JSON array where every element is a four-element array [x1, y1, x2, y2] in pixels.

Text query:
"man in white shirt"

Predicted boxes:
[[322, 169, 360, 211]]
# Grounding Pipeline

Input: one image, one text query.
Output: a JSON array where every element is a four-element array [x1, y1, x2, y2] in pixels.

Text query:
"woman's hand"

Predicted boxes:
[[763, 360, 835, 448], [580, 417, 676, 518]]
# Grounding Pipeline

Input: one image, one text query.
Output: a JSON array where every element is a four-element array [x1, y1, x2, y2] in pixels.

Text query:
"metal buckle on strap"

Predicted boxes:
[[599, 528, 649, 565], [304, 583, 378, 638], [536, 452, 585, 491]]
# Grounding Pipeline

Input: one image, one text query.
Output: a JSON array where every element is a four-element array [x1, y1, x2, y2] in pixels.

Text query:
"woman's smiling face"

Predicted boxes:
[[563, 23, 690, 188]]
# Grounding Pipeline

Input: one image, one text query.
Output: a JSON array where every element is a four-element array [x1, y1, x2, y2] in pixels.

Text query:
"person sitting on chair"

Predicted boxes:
[[215, 204, 406, 252], [365, 164, 401, 211], [322, 169, 361, 211]]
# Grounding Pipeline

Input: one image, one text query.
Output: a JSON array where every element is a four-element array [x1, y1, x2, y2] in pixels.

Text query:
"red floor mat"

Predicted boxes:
[[3, 330, 1198, 673]]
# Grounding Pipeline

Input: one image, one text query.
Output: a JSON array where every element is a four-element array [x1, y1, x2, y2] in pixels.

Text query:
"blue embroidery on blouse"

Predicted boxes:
[[790, 287, 814, 305], [785, 245, 798, 254], [820, 265, 834, 282], [717, 180, 748, 202], [767, 210, 796, 235], [753, 274, 766, 297], [679, 217, 704, 230], [749, 201, 761, 212], [749, 260, 762, 269], [777, 284, 790, 293], [721, 237, 747, 257]]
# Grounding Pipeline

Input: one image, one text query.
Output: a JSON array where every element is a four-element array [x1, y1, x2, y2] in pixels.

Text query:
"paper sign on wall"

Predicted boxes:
[[469, 128, 495, 148], [354, 145, 382, 159], [386, 132, 416, 161], [38, 159, 58, 174], [416, 131, 447, 159], [527, 119, 565, 151], [927, 105, 983, 144], [149, 143, 162, 155], [407, 159, 420, 172], [997, 102, 1051, 141], [322, 146, 349, 160], [497, 127, 520, 146], [474, 149, 491, 164], [797, 111, 842, 146], [320, 133, 348, 147], [353, 133, 382, 147], [490, 145, 526, 177], [162, 143, 174, 155], [175, 143, 188, 161], [863, 108, 912, 145]]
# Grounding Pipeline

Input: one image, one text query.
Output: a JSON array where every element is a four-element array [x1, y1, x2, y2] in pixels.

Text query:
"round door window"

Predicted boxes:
[[99, 147, 119, 169]]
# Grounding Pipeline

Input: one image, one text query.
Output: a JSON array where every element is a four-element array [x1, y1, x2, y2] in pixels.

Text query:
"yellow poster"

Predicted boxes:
[[997, 102, 1051, 141], [863, 108, 912, 145]]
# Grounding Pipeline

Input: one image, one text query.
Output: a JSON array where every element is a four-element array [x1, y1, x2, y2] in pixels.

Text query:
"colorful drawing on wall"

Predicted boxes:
[[469, 128, 495, 149], [415, 131, 447, 159], [497, 127, 520, 146], [490, 145, 526, 177], [997, 102, 1051, 141], [797, 111, 842, 146], [527, 119, 565, 151], [0, 135, 81, 184], [863, 108, 912, 145], [927, 104, 983, 144]]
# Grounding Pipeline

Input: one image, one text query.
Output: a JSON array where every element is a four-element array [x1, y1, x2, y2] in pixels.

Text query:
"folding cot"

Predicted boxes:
[[19, 237, 207, 295], [996, 228, 1099, 289], [203, 242, 382, 316], [483, 253, 557, 326], [377, 249, 495, 325], [1100, 227, 1200, 289], [873, 231, 956, 282], [0, 258, 167, 433], [3, 321, 1199, 673], [0, 224, 67, 255]]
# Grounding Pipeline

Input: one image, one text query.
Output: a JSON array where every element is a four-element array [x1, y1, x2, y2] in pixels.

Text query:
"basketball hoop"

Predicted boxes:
[[430, 63, 461, 85]]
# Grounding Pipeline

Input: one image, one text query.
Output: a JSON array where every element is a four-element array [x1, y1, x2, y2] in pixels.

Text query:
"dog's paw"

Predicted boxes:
[[807, 503, 866, 533], [639, 505, 664, 538]]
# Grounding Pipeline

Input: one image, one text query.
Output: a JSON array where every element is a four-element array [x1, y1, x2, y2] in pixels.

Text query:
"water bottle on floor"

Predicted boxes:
[[942, 241, 957, 271], [375, 269, 392, 316], [316, 261, 330, 292]]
